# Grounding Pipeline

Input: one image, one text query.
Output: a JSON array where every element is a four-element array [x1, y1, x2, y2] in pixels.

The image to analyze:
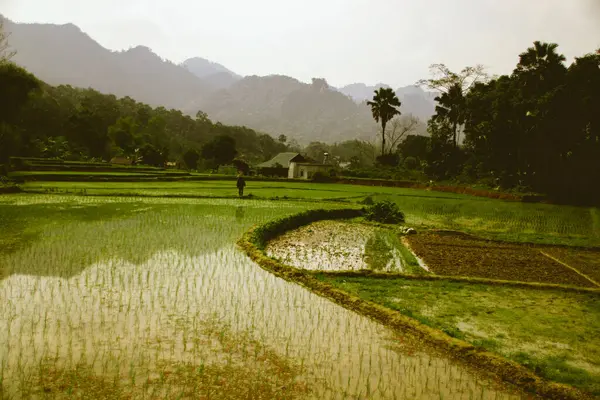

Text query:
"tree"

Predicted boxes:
[[139, 143, 167, 166], [417, 63, 490, 94], [418, 64, 489, 149], [183, 149, 200, 170], [0, 18, 16, 63], [514, 41, 567, 98], [232, 158, 250, 175], [195, 110, 211, 124], [35, 136, 71, 159], [433, 83, 466, 147], [515, 41, 566, 74], [108, 116, 138, 155], [277, 134, 287, 144], [328, 139, 376, 168], [367, 88, 401, 155], [398, 135, 430, 164], [0, 63, 40, 123], [385, 115, 420, 153], [201, 135, 237, 170], [304, 141, 330, 162]]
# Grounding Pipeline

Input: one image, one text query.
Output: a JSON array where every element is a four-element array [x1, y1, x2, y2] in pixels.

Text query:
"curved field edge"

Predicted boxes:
[[237, 208, 594, 400]]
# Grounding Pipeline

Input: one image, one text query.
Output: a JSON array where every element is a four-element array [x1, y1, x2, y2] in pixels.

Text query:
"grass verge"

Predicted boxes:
[[364, 229, 426, 274], [316, 275, 600, 397]]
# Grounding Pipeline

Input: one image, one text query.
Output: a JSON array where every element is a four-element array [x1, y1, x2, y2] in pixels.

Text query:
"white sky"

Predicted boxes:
[[2, 0, 599, 87]]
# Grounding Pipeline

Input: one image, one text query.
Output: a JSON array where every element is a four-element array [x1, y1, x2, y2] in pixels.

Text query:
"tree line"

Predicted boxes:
[[1, 60, 288, 169], [366, 42, 600, 204]]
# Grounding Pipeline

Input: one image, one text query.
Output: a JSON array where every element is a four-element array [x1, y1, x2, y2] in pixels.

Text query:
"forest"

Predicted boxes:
[[423, 42, 600, 204], [0, 61, 289, 170]]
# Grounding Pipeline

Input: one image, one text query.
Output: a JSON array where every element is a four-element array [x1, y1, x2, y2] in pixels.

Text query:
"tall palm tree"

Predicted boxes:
[[516, 41, 566, 73], [367, 88, 401, 155], [515, 41, 567, 93], [433, 82, 465, 148]]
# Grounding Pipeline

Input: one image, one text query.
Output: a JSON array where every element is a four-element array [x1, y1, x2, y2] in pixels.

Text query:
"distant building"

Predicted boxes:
[[256, 152, 330, 179]]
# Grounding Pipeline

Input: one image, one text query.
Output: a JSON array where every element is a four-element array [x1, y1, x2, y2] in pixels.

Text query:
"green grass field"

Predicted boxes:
[[316, 275, 600, 396], [20, 180, 600, 247], [1, 180, 599, 398]]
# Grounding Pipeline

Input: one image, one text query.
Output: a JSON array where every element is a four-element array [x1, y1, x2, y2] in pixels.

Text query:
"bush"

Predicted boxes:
[[364, 200, 405, 224], [403, 156, 418, 170], [361, 195, 374, 205], [376, 153, 400, 167]]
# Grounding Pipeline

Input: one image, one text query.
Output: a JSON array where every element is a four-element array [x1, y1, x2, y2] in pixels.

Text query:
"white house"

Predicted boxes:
[[256, 152, 331, 179]]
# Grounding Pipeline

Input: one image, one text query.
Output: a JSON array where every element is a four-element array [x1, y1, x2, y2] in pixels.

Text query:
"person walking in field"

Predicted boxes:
[[237, 174, 246, 198]]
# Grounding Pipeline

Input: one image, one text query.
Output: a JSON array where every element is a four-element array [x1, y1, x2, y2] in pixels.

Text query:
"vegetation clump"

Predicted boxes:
[[364, 200, 405, 224]]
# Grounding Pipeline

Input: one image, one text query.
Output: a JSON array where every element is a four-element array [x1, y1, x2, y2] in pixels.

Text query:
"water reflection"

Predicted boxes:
[[0, 199, 528, 399]]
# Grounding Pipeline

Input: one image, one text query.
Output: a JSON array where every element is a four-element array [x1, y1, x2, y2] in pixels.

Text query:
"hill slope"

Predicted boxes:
[[193, 77, 382, 143], [3, 16, 431, 143], [338, 83, 436, 121], [181, 57, 242, 90], [3, 17, 215, 110]]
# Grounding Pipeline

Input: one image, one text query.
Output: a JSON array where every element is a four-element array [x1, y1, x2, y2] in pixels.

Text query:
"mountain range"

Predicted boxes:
[[3, 16, 435, 143]]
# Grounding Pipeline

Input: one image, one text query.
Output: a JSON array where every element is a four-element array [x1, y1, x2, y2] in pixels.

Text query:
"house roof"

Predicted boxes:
[[293, 162, 329, 167], [256, 152, 305, 168]]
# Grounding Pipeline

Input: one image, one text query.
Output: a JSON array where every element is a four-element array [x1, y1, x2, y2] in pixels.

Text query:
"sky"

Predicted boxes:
[[2, 0, 599, 88]]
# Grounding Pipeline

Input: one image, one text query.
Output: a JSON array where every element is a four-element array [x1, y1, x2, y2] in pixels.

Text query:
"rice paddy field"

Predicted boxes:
[[21, 180, 600, 248], [1, 180, 600, 398]]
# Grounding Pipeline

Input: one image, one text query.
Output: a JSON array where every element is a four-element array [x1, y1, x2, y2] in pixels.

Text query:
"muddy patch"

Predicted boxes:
[[266, 221, 377, 271]]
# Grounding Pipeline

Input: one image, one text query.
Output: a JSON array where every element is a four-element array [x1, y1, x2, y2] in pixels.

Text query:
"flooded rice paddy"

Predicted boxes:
[[0, 195, 530, 398], [266, 221, 377, 271], [266, 221, 424, 273]]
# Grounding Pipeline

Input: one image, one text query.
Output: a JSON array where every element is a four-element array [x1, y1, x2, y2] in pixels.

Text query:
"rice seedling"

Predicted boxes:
[[0, 195, 528, 399]]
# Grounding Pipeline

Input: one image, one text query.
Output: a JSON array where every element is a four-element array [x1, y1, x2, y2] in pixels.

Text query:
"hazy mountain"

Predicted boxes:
[[181, 57, 242, 90], [337, 83, 391, 102], [193, 77, 380, 143], [3, 17, 214, 110], [394, 86, 437, 121], [338, 83, 437, 121], [3, 16, 431, 143]]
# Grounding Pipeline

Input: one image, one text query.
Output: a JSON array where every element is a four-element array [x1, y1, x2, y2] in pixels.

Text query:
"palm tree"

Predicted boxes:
[[367, 88, 401, 155], [433, 82, 465, 148], [515, 41, 567, 93], [516, 41, 566, 73]]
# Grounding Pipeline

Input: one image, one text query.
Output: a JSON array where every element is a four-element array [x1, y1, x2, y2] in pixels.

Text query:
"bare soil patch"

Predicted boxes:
[[406, 231, 597, 287], [543, 247, 600, 285]]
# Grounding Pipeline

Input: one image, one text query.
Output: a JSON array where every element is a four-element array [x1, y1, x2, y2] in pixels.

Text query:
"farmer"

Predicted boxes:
[[236, 174, 246, 198]]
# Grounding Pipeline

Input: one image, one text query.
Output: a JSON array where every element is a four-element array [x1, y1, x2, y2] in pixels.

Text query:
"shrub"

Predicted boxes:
[[403, 156, 418, 170], [361, 195, 374, 205], [376, 153, 400, 167], [364, 200, 405, 224]]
